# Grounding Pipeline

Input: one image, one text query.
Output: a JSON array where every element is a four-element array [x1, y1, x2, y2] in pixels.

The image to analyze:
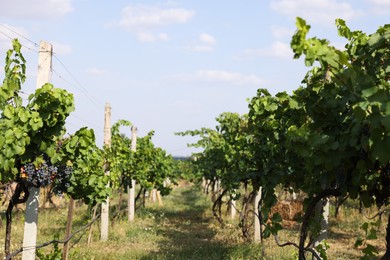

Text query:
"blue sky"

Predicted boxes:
[[0, 0, 389, 156]]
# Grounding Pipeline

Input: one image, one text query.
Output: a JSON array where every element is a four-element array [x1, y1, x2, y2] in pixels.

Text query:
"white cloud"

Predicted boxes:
[[192, 45, 214, 52], [367, 0, 390, 14], [0, 0, 73, 19], [86, 67, 108, 76], [0, 25, 72, 57], [118, 5, 195, 28], [172, 100, 203, 114], [0, 25, 72, 56], [270, 0, 363, 25], [137, 32, 169, 42], [137, 32, 155, 42], [170, 70, 264, 86], [368, 0, 390, 4], [271, 26, 293, 39], [190, 33, 216, 52], [199, 33, 216, 45], [242, 41, 293, 59], [52, 42, 72, 55], [158, 33, 169, 41], [114, 4, 195, 42], [0, 24, 32, 51]]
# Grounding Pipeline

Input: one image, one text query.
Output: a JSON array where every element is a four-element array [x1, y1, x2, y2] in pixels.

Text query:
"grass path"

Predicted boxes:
[[2, 181, 385, 259], [0, 182, 262, 260], [141, 183, 226, 259], [115, 182, 262, 260]]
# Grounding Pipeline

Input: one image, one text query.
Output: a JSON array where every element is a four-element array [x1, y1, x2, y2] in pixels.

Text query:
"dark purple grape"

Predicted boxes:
[[22, 155, 72, 192]]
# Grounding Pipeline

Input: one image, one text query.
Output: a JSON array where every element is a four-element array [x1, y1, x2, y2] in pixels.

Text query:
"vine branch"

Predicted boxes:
[[5, 211, 101, 260]]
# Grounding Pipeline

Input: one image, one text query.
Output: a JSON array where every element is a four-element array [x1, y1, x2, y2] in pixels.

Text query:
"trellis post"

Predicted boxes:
[[128, 126, 137, 222], [100, 103, 111, 240], [22, 41, 53, 260]]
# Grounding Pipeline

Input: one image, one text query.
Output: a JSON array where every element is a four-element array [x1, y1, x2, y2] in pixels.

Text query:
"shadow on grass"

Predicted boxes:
[[138, 185, 253, 260], [328, 227, 357, 240]]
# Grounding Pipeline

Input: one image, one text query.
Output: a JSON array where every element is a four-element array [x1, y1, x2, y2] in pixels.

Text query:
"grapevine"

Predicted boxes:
[[0, 39, 110, 257], [179, 18, 390, 259]]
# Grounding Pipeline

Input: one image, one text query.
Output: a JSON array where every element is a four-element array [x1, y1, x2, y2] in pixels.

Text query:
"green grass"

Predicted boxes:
[[0, 182, 387, 259]]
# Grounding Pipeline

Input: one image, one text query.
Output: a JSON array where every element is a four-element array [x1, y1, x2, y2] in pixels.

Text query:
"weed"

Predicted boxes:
[[0, 182, 387, 259]]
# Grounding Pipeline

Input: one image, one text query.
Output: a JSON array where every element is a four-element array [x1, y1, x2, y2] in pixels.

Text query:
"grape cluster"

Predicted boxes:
[[52, 165, 72, 195], [23, 161, 55, 187], [21, 157, 72, 195]]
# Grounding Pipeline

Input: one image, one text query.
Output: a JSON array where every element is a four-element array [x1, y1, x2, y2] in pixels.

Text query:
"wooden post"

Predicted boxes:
[[213, 178, 220, 194], [35, 41, 53, 89], [212, 178, 219, 201], [127, 180, 136, 221], [254, 187, 262, 243], [128, 126, 137, 222], [100, 103, 111, 241], [230, 190, 237, 219], [151, 189, 157, 203], [313, 183, 330, 258], [62, 198, 75, 260], [314, 198, 330, 249], [164, 178, 171, 187], [204, 179, 210, 194], [22, 41, 53, 260], [157, 191, 163, 206]]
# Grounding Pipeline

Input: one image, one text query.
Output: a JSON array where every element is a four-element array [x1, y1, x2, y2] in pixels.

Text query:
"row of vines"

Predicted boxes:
[[0, 39, 177, 259], [178, 18, 389, 259]]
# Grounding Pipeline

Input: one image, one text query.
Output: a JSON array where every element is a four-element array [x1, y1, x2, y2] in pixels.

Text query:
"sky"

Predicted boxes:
[[0, 0, 389, 157]]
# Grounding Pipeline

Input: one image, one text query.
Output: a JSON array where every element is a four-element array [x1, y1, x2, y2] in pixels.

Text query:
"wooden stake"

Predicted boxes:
[[22, 41, 53, 260], [100, 103, 111, 241], [87, 205, 98, 246], [62, 198, 75, 260]]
